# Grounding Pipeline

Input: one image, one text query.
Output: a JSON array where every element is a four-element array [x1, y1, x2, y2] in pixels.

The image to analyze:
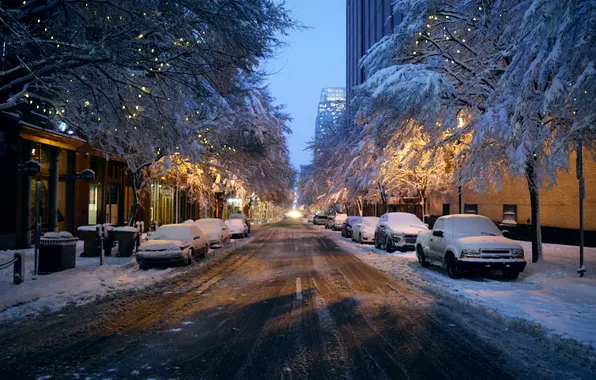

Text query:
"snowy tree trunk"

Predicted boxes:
[[356, 197, 363, 217], [525, 158, 543, 262]]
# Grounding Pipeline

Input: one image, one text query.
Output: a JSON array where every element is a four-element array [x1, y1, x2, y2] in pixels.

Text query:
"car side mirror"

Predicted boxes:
[[502, 230, 511, 238], [356, 224, 362, 227], [432, 230, 444, 238], [193, 236, 201, 240], [222, 227, 228, 230]]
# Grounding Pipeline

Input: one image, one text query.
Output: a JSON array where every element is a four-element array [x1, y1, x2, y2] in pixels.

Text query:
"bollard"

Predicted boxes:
[[13, 252, 24, 285]]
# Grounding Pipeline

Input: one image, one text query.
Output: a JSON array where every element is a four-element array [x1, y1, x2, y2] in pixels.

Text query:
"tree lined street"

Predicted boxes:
[[0, 221, 594, 379]]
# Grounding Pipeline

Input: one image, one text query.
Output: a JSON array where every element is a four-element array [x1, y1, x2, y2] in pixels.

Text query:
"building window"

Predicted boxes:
[[464, 204, 478, 214], [502, 204, 517, 225], [442, 204, 450, 216]]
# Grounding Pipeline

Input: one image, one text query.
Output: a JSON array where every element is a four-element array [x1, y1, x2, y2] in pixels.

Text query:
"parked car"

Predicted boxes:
[[307, 214, 315, 223], [325, 217, 336, 229], [313, 215, 329, 225], [332, 214, 348, 231], [229, 213, 251, 234], [374, 212, 428, 253], [195, 218, 231, 247], [352, 216, 380, 243], [416, 214, 526, 279], [341, 215, 362, 237], [226, 218, 249, 238], [136, 224, 209, 269]]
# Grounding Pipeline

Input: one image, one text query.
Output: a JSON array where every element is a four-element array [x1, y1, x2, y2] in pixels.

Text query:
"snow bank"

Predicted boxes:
[[334, 235, 596, 347], [0, 236, 253, 322]]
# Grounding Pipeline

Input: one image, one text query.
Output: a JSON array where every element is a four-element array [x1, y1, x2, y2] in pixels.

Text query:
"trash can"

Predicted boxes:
[[77, 225, 114, 257], [112, 226, 139, 257], [38, 232, 78, 275]]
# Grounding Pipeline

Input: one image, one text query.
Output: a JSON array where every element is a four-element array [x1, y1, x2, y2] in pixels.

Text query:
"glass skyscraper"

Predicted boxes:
[[315, 87, 346, 141]]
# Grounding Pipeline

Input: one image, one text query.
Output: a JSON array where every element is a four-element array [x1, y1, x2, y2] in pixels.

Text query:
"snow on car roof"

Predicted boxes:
[[440, 214, 489, 219], [151, 224, 201, 241], [196, 218, 222, 223], [386, 212, 424, 225]]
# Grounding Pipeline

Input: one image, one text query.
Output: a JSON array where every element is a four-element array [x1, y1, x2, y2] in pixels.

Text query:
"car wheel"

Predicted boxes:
[[187, 248, 194, 265], [139, 262, 149, 270], [374, 234, 381, 249], [341, 229, 345, 237], [385, 237, 395, 253], [203, 244, 209, 258], [416, 246, 430, 267], [446, 255, 462, 279], [359, 233, 363, 244], [503, 270, 520, 280]]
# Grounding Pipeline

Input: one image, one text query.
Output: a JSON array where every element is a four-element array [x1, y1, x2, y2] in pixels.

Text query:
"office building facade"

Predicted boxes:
[[346, 0, 401, 102]]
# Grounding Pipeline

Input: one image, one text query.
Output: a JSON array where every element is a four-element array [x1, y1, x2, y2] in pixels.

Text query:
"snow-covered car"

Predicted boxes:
[[195, 218, 231, 247], [415, 214, 526, 279], [332, 214, 348, 231], [341, 216, 362, 237], [352, 216, 380, 243], [374, 212, 428, 252], [136, 224, 209, 269], [229, 213, 251, 234], [226, 218, 248, 238]]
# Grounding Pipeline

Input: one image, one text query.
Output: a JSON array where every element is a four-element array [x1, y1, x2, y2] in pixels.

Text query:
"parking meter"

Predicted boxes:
[[96, 225, 106, 265]]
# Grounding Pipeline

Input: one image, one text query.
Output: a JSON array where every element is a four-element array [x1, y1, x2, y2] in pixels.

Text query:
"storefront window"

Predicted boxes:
[[30, 179, 49, 235], [105, 184, 119, 225]]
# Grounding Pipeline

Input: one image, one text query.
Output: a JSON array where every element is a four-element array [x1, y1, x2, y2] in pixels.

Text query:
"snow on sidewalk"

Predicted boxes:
[[334, 234, 596, 347], [0, 237, 252, 322]]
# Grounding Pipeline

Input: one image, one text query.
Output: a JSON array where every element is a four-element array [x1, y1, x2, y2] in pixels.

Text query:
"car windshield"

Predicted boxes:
[[453, 216, 502, 236], [361, 217, 380, 227], [229, 214, 246, 220], [151, 225, 194, 241], [348, 216, 362, 224], [227, 219, 244, 228], [386, 213, 425, 228]]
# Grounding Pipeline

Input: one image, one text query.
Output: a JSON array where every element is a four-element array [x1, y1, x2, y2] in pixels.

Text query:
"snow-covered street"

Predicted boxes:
[[335, 233, 596, 347], [0, 222, 594, 380]]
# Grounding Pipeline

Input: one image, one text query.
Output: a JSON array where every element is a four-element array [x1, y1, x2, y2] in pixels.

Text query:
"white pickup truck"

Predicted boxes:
[[415, 214, 526, 279]]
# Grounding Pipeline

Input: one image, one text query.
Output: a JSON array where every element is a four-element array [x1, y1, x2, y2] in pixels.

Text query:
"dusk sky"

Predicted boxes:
[[266, 0, 346, 169]]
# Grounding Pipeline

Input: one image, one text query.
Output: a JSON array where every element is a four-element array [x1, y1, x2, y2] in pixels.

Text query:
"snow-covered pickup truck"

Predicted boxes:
[[415, 214, 526, 279]]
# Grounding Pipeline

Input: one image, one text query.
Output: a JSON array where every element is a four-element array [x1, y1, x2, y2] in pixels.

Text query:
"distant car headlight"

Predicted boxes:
[[461, 249, 481, 258], [511, 248, 524, 257]]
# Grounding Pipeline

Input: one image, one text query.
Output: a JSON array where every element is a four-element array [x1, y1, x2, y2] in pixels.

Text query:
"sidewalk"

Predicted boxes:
[[336, 235, 596, 347], [0, 237, 252, 322]]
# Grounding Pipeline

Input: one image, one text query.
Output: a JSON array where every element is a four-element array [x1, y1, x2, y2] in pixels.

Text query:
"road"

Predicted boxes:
[[0, 221, 594, 379]]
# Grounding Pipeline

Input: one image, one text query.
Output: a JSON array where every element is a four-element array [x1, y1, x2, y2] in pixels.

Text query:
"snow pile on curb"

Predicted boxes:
[[334, 234, 596, 347], [0, 237, 252, 322]]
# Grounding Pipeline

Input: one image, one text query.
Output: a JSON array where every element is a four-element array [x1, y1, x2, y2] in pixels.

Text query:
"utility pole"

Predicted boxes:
[[577, 141, 586, 278], [34, 181, 41, 276], [458, 185, 462, 214]]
